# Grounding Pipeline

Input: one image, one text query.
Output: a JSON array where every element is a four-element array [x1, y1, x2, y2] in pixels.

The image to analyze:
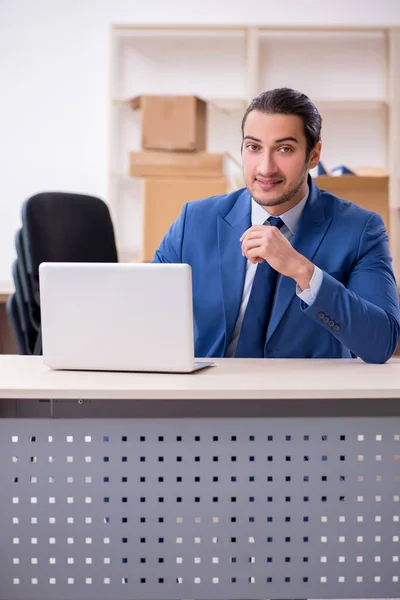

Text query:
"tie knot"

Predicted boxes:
[[267, 216, 285, 230]]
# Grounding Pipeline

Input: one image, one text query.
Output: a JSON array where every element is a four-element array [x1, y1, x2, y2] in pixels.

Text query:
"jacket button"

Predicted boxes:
[[328, 320, 334, 327], [323, 316, 330, 324], [318, 312, 325, 319], [333, 324, 340, 331]]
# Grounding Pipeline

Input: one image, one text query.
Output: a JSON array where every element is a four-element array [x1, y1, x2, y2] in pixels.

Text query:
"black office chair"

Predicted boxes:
[[11, 229, 42, 355], [15, 229, 41, 331], [6, 293, 26, 355], [9, 260, 37, 355], [21, 192, 118, 305], [20, 192, 119, 353]]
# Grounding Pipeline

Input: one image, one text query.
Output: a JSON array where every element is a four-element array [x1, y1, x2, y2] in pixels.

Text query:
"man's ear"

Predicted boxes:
[[308, 141, 322, 169]]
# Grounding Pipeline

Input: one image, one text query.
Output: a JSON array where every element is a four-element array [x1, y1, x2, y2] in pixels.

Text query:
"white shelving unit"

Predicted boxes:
[[109, 25, 400, 274]]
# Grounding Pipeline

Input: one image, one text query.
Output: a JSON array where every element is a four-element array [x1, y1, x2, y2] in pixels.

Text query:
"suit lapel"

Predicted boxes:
[[217, 189, 251, 353], [265, 179, 333, 345]]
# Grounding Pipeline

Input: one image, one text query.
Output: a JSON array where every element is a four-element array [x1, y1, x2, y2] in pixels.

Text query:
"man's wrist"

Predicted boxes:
[[293, 260, 315, 291]]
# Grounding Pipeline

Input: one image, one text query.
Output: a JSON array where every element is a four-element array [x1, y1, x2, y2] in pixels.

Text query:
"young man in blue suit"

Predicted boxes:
[[152, 87, 400, 363]]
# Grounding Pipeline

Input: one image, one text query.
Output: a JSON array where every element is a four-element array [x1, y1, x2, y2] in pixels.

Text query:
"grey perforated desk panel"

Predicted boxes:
[[0, 356, 399, 600]]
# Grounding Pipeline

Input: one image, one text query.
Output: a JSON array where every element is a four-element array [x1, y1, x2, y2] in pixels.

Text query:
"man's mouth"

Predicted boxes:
[[256, 177, 284, 191]]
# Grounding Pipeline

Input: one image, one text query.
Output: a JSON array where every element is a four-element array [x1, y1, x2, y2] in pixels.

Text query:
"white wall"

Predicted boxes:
[[1, 0, 400, 283]]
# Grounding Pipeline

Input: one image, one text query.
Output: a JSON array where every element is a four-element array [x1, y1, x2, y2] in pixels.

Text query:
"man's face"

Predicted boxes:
[[242, 110, 321, 214]]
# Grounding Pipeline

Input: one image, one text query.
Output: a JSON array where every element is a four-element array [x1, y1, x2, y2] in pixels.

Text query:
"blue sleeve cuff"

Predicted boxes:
[[296, 265, 323, 306]]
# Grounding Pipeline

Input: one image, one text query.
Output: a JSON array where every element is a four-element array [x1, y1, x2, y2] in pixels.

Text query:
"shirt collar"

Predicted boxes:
[[251, 184, 309, 235]]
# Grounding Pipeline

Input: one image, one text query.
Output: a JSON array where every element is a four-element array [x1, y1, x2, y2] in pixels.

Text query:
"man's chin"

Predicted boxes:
[[251, 193, 289, 208]]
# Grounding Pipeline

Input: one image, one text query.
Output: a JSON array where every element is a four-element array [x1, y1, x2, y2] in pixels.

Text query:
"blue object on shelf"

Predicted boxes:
[[315, 161, 328, 176], [330, 165, 356, 176]]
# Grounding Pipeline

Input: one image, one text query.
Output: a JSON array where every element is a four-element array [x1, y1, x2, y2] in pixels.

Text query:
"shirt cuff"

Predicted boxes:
[[296, 265, 323, 306]]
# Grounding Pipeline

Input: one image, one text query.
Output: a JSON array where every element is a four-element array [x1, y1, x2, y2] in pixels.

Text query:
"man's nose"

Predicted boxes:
[[258, 151, 277, 175]]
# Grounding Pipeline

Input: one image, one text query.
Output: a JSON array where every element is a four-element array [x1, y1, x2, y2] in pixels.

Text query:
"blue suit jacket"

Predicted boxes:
[[153, 178, 400, 363]]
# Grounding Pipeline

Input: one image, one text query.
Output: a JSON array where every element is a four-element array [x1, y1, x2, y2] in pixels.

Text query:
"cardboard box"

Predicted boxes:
[[315, 175, 389, 232], [130, 95, 207, 151], [129, 151, 223, 178], [141, 177, 227, 261]]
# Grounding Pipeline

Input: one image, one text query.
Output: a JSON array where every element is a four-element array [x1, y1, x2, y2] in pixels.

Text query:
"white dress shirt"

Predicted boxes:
[[226, 186, 323, 357]]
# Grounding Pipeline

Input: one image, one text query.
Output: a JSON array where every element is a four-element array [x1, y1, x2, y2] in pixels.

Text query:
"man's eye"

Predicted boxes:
[[279, 146, 293, 153], [247, 144, 259, 151]]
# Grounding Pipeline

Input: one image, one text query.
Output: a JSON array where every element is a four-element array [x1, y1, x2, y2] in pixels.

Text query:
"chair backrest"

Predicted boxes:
[[6, 293, 27, 355], [15, 229, 41, 330], [21, 192, 119, 303], [11, 260, 37, 354]]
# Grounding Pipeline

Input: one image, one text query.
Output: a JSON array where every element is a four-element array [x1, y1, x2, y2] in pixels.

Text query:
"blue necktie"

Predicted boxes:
[[235, 216, 285, 358]]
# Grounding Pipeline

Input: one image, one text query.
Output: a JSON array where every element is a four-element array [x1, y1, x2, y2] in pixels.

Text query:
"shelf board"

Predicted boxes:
[[113, 24, 388, 35], [258, 28, 387, 39], [112, 97, 247, 115], [114, 172, 390, 187], [113, 97, 386, 111], [313, 99, 388, 110], [113, 25, 247, 36]]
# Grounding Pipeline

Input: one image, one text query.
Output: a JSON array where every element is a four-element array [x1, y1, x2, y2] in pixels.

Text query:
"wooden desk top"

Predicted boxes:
[[0, 355, 400, 401]]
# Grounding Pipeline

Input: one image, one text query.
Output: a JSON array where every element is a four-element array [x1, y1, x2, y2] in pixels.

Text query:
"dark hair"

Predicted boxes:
[[241, 87, 322, 159]]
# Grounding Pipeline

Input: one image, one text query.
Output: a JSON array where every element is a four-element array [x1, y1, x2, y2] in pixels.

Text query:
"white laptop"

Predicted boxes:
[[39, 262, 214, 373]]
